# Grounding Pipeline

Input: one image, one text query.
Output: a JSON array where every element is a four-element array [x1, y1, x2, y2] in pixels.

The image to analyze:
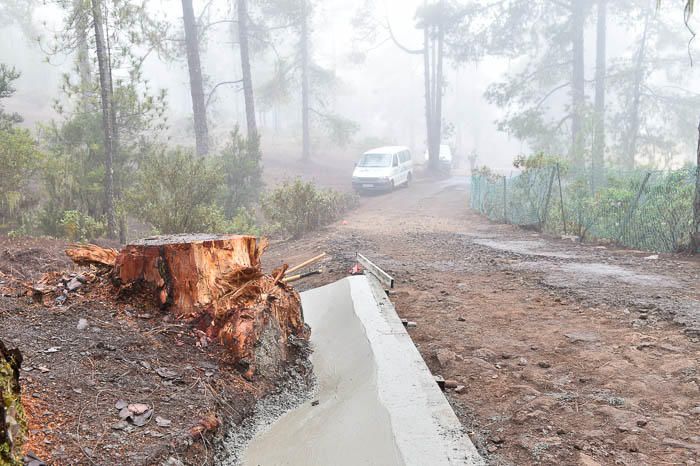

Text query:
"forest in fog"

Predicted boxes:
[[0, 0, 698, 242]]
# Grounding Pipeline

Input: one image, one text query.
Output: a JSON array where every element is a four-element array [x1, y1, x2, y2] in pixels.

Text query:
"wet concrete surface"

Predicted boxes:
[[244, 276, 483, 466]]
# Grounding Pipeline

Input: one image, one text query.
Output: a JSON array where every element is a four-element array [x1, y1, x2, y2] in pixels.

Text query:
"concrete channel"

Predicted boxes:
[[243, 276, 483, 465]]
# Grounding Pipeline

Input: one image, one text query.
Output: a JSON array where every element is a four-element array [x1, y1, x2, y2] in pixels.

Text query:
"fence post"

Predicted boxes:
[[477, 176, 484, 214], [503, 176, 508, 223], [618, 171, 651, 244], [540, 166, 557, 230], [556, 164, 567, 234]]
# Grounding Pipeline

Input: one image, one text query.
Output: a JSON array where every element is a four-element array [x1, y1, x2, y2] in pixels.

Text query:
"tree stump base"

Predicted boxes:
[[69, 234, 308, 377], [0, 340, 24, 465]]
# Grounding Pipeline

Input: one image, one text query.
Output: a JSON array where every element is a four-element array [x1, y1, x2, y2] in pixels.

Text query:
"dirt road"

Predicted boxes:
[[268, 176, 700, 466], [1, 174, 698, 465]]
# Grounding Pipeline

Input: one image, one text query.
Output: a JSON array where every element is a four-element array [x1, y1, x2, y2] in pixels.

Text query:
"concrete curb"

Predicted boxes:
[[244, 276, 483, 465]]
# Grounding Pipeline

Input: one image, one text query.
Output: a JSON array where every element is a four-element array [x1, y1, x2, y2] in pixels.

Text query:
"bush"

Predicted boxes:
[[128, 148, 227, 234], [219, 127, 263, 217], [0, 128, 42, 229], [261, 179, 358, 237], [59, 210, 105, 242]]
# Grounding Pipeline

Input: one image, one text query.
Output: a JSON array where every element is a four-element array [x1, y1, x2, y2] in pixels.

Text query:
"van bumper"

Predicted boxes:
[[352, 178, 393, 191]]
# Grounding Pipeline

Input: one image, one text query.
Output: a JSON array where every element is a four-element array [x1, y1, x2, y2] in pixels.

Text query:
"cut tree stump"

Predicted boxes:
[[0, 339, 24, 465], [114, 234, 266, 316], [68, 234, 308, 377]]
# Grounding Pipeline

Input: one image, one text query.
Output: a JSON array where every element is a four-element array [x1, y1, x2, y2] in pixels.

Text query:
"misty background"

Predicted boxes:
[[10, 1, 699, 171], [1, 0, 699, 244]]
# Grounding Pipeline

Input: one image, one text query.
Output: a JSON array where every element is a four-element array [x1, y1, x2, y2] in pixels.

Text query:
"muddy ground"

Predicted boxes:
[[0, 236, 312, 465], [266, 176, 700, 466], [1, 173, 699, 465]]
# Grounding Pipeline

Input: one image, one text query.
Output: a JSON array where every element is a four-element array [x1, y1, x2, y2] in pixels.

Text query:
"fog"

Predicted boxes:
[[6, 2, 699, 178], [2, 0, 540, 172]]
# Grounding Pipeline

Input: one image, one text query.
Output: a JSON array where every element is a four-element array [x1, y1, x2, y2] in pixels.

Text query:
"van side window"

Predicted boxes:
[[400, 152, 406, 163], [393, 154, 399, 167]]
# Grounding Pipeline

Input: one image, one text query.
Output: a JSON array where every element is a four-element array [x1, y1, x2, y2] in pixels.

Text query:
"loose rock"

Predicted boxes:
[[435, 348, 457, 368]]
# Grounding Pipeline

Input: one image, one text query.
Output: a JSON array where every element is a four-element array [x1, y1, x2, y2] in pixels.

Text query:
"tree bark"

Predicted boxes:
[[432, 21, 445, 173], [103, 7, 124, 244], [181, 0, 209, 156], [74, 0, 92, 113], [423, 19, 435, 171], [300, 0, 311, 160], [0, 339, 24, 466], [591, 0, 606, 191], [91, 0, 117, 239], [237, 0, 258, 139], [570, 0, 586, 170], [624, 13, 649, 170]]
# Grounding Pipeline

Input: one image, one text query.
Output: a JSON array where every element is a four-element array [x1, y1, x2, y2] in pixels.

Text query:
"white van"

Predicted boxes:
[[352, 146, 413, 192]]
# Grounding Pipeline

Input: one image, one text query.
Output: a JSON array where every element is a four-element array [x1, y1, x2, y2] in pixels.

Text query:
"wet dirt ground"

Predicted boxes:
[[0, 237, 296, 465], [1, 173, 699, 465], [266, 175, 700, 466]]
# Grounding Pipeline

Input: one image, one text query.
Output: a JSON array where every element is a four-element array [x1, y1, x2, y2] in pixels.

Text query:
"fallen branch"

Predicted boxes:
[[65, 244, 118, 267]]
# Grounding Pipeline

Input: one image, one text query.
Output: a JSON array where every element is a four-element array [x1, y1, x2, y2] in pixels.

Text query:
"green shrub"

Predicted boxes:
[[227, 207, 260, 236], [0, 127, 42, 229], [59, 210, 105, 242], [219, 127, 263, 217], [127, 148, 262, 236], [128, 148, 225, 234], [261, 179, 358, 237]]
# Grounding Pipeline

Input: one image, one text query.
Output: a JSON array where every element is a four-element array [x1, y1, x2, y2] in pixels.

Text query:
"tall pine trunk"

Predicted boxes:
[[181, 0, 209, 156], [105, 17, 124, 243], [432, 22, 444, 171], [423, 21, 435, 170], [237, 0, 257, 138], [91, 0, 117, 238], [300, 0, 311, 160], [624, 13, 649, 170], [570, 0, 586, 171], [591, 0, 606, 190], [75, 0, 92, 113]]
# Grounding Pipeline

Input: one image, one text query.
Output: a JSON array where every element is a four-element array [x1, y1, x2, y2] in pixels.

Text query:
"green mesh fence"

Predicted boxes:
[[470, 166, 698, 253]]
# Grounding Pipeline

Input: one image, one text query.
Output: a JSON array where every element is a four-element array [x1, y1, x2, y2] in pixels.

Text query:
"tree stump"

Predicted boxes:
[[0, 340, 24, 465], [108, 234, 308, 377]]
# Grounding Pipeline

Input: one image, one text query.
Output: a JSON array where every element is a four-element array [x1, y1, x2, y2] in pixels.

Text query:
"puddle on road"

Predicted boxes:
[[560, 262, 680, 287], [517, 261, 680, 288], [474, 238, 578, 259]]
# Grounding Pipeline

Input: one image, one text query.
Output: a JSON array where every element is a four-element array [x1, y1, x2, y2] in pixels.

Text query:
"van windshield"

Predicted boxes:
[[358, 153, 392, 167]]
